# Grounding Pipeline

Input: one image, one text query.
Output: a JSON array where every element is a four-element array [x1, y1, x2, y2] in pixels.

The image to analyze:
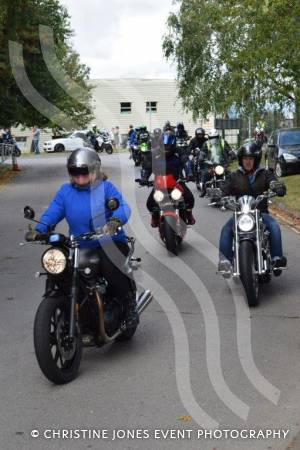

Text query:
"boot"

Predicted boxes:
[[272, 256, 287, 277], [124, 293, 140, 328], [186, 209, 196, 225], [151, 212, 160, 228]]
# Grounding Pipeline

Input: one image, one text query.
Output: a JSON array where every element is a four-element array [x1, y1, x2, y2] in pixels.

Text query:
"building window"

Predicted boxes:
[[120, 102, 132, 114], [146, 101, 157, 113]]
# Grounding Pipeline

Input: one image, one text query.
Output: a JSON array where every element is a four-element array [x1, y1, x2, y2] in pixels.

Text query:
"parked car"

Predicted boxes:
[[43, 130, 92, 153], [266, 128, 300, 177]]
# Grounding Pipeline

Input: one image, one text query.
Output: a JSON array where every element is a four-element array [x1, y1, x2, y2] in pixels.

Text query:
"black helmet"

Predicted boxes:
[[177, 122, 185, 130], [67, 147, 101, 176], [195, 127, 205, 137], [164, 120, 171, 131], [238, 142, 262, 169]]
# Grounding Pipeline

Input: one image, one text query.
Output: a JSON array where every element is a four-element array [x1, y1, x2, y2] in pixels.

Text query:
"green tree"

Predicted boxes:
[[163, 0, 300, 124], [0, 0, 93, 129]]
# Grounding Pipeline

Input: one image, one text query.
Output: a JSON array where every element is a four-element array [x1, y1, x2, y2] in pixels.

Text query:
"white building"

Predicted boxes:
[[12, 78, 214, 152], [91, 78, 214, 139]]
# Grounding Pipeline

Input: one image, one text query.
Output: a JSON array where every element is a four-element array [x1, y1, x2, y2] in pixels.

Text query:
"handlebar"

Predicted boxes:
[[221, 190, 277, 211]]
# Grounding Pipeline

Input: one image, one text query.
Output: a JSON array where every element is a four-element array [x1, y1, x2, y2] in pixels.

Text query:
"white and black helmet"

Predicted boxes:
[[208, 128, 220, 139]]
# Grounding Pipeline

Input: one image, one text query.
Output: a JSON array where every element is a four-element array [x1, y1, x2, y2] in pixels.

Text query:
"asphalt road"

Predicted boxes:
[[0, 153, 300, 450]]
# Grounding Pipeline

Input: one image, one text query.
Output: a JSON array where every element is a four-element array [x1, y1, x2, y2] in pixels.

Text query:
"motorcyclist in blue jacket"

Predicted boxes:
[[33, 148, 139, 327]]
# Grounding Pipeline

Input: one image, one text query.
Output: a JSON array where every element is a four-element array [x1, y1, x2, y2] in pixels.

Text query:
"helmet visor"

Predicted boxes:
[[69, 166, 89, 176]]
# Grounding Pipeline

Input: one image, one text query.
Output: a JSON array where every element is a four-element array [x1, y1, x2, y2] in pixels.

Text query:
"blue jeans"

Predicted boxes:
[[219, 214, 283, 261], [33, 140, 40, 154]]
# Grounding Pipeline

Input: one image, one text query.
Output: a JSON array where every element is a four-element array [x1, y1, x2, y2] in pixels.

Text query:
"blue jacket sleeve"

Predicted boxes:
[[35, 187, 65, 232], [104, 181, 131, 225]]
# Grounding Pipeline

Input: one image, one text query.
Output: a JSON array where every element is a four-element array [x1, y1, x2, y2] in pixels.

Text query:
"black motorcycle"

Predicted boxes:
[[218, 184, 286, 307], [204, 161, 228, 207], [22, 201, 153, 384]]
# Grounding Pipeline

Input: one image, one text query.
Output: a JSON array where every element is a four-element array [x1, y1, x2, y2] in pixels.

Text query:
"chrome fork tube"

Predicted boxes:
[[234, 212, 240, 276], [256, 210, 263, 274]]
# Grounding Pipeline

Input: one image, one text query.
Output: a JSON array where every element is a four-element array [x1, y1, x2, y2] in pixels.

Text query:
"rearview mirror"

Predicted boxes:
[[24, 206, 35, 220]]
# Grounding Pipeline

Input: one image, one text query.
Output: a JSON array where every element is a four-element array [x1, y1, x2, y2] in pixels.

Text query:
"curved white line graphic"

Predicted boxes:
[[9, 41, 76, 130], [39, 25, 88, 105], [189, 230, 281, 405], [119, 154, 249, 421]]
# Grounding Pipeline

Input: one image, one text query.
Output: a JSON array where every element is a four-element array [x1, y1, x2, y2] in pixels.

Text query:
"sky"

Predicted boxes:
[[60, 0, 177, 80]]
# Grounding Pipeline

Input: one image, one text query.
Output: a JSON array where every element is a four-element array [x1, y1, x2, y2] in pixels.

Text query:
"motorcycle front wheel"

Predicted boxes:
[[34, 295, 82, 384], [239, 241, 259, 307], [162, 217, 178, 255]]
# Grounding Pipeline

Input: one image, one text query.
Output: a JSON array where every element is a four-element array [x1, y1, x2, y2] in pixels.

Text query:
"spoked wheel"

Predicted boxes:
[[34, 296, 82, 384], [239, 241, 259, 307]]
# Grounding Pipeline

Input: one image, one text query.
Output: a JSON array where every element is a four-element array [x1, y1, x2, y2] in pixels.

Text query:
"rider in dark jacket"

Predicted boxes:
[[189, 128, 207, 154], [218, 142, 287, 275], [145, 131, 195, 227]]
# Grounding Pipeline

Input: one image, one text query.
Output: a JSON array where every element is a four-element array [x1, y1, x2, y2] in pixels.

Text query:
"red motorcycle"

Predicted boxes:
[[136, 174, 188, 255]]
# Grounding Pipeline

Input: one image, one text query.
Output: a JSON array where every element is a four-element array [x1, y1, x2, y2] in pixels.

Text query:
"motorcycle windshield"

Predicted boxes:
[[210, 144, 221, 164], [238, 195, 256, 213]]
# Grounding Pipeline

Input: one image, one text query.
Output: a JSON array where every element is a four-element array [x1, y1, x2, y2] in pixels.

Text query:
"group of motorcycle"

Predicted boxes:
[[22, 124, 286, 385], [133, 125, 286, 310]]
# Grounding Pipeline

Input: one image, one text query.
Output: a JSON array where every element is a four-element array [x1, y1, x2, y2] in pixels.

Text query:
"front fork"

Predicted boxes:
[[69, 245, 80, 339], [233, 211, 264, 277], [233, 212, 240, 276]]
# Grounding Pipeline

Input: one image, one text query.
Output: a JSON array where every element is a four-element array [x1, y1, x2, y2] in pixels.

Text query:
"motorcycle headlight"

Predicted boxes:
[[153, 190, 165, 203], [238, 214, 255, 232], [171, 188, 183, 201], [42, 248, 67, 275], [215, 165, 225, 176]]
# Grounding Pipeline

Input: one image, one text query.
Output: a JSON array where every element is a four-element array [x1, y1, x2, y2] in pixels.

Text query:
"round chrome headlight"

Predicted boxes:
[[171, 188, 182, 201], [42, 248, 67, 274], [215, 165, 225, 176], [153, 190, 165, 203], [238, 214, 255, 232]]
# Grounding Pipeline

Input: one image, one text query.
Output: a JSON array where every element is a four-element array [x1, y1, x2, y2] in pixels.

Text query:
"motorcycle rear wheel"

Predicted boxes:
[[239, 241, 259, 307], [34, 295, 82, 384], [105, 145, 113, 155]]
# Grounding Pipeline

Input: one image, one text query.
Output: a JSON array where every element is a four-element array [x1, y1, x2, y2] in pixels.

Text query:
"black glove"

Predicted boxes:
[[270, 181, 286, 197], [103, 218, 121, 236], [274, 185, 286, 197]]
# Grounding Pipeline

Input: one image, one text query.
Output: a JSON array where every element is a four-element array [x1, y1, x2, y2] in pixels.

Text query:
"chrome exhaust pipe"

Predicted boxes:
[[137, 290, 153, 315]]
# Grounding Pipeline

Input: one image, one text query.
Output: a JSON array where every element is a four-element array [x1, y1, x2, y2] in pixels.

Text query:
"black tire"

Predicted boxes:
[[115, 325, 137, 342], [105, 145, 113, 155], [239, 241, 259, 307], [13, 148, 21, 157], [34, 295, 82, 384], [163, 217, 178, 255], [54, 144, 65, 153]]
